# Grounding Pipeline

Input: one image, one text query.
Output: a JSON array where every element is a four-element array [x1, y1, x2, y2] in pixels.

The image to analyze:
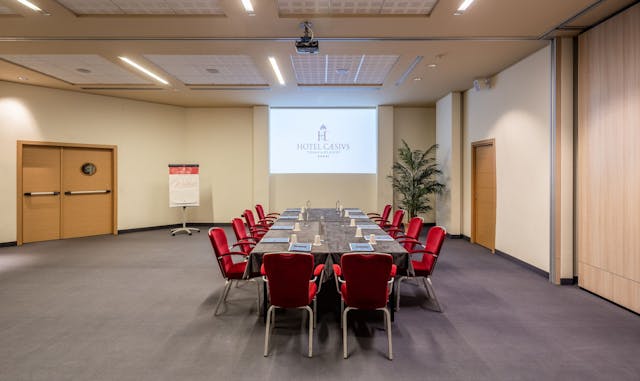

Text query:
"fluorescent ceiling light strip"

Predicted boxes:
[[118, 57, 169, 85], [268, 57, 285, 85], [457, 0, 475, 12], [395, 56, 423, 86], [353, 55, 365, 84], [324, 55, 329, 83], [240, 0, 254, 12], [15, 0, 42, 11]]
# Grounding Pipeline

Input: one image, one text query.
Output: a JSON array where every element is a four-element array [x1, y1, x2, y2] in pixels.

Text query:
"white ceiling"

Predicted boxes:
[[0, 0, 636, 107]]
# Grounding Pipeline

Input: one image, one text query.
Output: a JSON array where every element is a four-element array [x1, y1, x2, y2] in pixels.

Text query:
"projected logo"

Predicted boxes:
[[297, 124, 350, 159]]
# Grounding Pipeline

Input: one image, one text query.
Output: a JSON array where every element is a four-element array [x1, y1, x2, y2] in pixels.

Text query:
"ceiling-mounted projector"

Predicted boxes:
[[296, 21, 319, 54]]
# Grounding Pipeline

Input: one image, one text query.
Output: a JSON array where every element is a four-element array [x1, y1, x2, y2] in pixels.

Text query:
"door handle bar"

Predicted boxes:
[[64, 190, 111, 195], [23, 191, 60, 196]]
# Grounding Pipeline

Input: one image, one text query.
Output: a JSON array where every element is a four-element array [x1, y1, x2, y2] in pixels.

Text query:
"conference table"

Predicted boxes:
[[244, 207, 411, 321]]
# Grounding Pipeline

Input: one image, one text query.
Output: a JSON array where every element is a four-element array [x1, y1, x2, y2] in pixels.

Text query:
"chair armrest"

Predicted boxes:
[[396, 237, 420, 245], [390, 264, 397, 278], [250, 227, 269, 233], [332, 264, 342, 278], [314, 264, 325, 277], [260, 263, 266, 276], [366, 212, 381, 217], [266, 212, 280, 217], [407, 249, 437, 257], [217, 252, 249, 263]]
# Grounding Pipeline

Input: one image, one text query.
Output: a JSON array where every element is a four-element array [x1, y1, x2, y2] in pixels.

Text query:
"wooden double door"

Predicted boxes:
[[18, 142, 117, 244]]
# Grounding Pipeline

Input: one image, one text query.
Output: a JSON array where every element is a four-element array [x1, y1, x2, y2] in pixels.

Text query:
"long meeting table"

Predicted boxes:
[[244, 208, 411, 321]]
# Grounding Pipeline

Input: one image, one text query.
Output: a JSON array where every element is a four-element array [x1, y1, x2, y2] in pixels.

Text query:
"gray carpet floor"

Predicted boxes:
[[0, 228, 638, 381]]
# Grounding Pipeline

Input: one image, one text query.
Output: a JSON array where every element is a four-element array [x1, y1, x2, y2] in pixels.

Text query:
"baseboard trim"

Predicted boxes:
[[118, 222, 227, 234], [495, 249, 549, 279], [560, 277, 577, 285], [461, 235, 471, 241], [447, 234, 464, 239], [579, 287, 640, 317], [0, 241, 18, 247], [423, 222, 436, 228]]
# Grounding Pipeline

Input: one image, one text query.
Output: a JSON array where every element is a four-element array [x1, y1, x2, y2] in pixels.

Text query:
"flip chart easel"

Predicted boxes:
[[169, 164, 200, 236]]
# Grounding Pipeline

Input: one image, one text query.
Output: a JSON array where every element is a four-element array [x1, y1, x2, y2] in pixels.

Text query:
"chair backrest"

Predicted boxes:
[[379, 204, 392, 223], [402, 217, 424, 251], [208, 227, 233, 279], [243, 209, 257, 229], [420, 226, 446, 274], [231, 218, 253, 253], [255, 204, 266, 222], [263, 253, 314, 308], [341, 253, 393, 309], [390, 209, 405, 229]]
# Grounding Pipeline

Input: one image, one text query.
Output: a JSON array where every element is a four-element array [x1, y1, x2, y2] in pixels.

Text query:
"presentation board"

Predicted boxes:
[[168, 164, 200, 207], [269, 108, 377, 174]]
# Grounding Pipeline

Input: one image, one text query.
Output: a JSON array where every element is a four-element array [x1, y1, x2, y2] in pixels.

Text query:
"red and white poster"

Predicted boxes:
[[168, 164, 200, 207]]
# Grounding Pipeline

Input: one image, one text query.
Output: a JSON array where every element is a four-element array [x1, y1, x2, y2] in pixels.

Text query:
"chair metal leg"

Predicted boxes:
[[254, 279, 262, 317], [340, 299, 344, 328], [264, 305, 276, 356], [342, 307, 352, 359], [381, 307, 393, 360], [395, 276, 406, 311], [214, 280, 232, 316], [313, 299, 317, 328], [425, 277, 442, 312], [303, 305, 314, 357]]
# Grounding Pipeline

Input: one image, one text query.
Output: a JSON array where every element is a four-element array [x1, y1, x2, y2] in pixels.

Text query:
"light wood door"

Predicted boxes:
[[61, 147, 113, 239], [21, 146, 61, 243], [472, 140, 496, 251]]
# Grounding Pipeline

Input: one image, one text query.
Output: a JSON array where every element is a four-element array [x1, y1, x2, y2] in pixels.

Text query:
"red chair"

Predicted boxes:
[[231, 218, 258, 254], [262, 253, 324, 357], [395, 217, 424, 252], [255, 204, 279, 226], [367, 204, 391, 226], [382, 209, 406, 238], [336, 253, 394, 360], [396, 226, 446, 312], [242, 209, 269, 239], [208, 227, 260, 316]]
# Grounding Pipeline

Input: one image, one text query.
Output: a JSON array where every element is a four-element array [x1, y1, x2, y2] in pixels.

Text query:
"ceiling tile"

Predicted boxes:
[[291, 54, 398, 85], [0, 4, 18, 14], [56, 0, 225, 15], [277, 0, 437, 15], [0, 54, 152, 84], [144, 55, 267, 85]]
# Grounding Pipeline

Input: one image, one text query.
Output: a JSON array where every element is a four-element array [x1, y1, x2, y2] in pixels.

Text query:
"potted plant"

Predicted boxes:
[[388, 140, 445, 219]]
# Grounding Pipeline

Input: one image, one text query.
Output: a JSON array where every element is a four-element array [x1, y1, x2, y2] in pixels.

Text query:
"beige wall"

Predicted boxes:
[[435, 93, 462, 234], [1, 81, 437, 242], [393, 107, 437, 223], [463, 45, 551, 271], [0, 81, 185, 242], [184, 108, 254, 223]]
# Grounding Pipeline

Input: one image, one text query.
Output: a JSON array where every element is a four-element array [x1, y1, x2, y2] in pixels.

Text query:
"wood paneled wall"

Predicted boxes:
[[577, 3, 640, 313]]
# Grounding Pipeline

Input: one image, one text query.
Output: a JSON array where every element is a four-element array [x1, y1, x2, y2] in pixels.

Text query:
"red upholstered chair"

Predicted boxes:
[[382, 209, 406, 238], [242, 209, 269, 239], [208, 227, 260, 316], [396, 226, 446, 312], [336, 253, 394, 360], [262, 253, 324, 357], [368, 204, 391, 226], [255, 204, 279, 226], [231, 218, 258, 254], [395, 217, 424, 252]]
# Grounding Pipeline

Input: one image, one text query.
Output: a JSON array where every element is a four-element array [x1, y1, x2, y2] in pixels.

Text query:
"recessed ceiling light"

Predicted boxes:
[[118, 56, 169, 85], [17, 76, 28, 81], [413, 77, 422, 81], [268, 57, 285, 85], [205, 68, 219, 74], [76, 68, 91, 74], [240, 0, 254, 13], [455, 0, 475, 15], [15, 0, 42, 12], [427, 63, 437, 68]]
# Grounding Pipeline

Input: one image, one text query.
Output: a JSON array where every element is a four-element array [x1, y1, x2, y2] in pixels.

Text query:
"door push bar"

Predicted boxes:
[[64, 190, 111, 195], [23, 191, 60, 196]]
